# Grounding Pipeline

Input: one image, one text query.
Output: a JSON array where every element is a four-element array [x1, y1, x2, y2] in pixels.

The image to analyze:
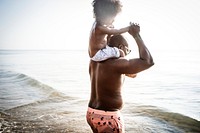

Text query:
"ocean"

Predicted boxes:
[[0, 50, 200, 132]]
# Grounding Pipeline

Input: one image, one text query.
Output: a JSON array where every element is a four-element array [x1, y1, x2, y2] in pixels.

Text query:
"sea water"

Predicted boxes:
[[0, 50, 200, 132]]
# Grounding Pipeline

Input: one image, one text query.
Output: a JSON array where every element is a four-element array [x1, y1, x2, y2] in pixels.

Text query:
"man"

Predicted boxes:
[[86, 23, 154, 133]]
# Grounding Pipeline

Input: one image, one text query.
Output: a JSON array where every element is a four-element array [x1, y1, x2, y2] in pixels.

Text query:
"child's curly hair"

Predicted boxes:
[[92, 0, 122, 22]]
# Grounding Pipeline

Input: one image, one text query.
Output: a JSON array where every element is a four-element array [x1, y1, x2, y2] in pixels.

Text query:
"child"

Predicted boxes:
[[88, 0, 131, 62]]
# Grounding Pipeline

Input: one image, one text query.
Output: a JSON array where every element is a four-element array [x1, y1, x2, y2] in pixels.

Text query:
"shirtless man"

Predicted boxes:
[[86, 23, 154, 133]]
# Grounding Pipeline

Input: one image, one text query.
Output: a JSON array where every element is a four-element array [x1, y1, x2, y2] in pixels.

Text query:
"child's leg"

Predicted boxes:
[[119, 49, 125, 57], [91, 46, 120, 62]]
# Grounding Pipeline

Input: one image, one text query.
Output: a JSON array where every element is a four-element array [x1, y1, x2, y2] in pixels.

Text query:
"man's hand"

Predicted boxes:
[[128, 22, 140, 37]]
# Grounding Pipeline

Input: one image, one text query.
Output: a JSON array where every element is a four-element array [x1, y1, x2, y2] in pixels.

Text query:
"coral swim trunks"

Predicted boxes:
[[86, 107, 124, 133], [91, 45, 120, 62]]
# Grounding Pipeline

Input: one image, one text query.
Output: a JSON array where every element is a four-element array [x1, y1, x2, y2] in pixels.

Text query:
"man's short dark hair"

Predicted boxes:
[[109, 35, 127, 48]]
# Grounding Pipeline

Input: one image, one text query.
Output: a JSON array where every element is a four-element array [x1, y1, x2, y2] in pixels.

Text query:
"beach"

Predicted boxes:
[[0, 97, 91, 133], [1, 0, 200, 132], [1, 102, 200, 133], [0, 50, 200, 132]]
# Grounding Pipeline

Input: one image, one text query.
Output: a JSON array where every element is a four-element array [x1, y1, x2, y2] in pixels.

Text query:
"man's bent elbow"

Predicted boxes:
[[147, 59, 154, 67], [150, 61, 155, 67], [143, 58, 154, 68]]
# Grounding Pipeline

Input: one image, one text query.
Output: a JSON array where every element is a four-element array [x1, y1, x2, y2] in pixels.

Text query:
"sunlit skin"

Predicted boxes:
[[88, 24, 154, 111], [88, 0, 130, 58]]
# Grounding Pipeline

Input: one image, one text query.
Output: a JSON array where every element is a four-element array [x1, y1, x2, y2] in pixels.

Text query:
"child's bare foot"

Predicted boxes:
[[125, 74, 137, 78]]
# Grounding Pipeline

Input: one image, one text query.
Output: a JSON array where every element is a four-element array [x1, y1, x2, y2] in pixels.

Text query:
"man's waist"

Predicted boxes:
[[87, 107, 121, 116]]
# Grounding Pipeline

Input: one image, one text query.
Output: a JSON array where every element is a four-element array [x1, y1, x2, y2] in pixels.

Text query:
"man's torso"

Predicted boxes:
[[88, 59, 125, 111]]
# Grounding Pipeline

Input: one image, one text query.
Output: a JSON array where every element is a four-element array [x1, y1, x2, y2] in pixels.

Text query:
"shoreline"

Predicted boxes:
[[1, 106, 200, 133], [0, 111, 91, 133], [1, 104, 200, 132], [0, 111, 54, 132], [0, 96, 92, 133]]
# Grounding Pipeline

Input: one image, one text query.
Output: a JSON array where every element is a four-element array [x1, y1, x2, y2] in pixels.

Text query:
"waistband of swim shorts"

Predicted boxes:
[[87, 107, 121, 116]]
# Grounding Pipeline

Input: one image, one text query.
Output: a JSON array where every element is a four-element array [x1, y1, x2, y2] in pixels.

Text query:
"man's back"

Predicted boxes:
[[88, 59, 124, 111]]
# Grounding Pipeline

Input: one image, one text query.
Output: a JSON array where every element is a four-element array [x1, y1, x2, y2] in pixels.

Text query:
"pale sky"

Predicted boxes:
[[0, 0, 200, 50]]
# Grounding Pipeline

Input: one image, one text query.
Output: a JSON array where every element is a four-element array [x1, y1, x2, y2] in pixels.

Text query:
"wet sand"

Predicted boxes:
[[0, 112, 49, 132], [1, 96, 200, 133], [0, 111, 91, 133], [0, 96, 92, 133], [0, 111, 92, 133]]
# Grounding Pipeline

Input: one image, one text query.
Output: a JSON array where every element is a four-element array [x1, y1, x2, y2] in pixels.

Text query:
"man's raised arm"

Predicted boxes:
[[129, 23, 154, 67]]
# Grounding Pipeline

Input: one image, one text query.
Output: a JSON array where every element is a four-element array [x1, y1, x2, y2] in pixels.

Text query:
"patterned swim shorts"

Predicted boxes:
[[86, 107, 124, 133]]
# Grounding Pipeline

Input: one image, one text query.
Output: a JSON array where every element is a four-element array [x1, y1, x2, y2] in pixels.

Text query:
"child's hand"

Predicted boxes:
[[128, 23, 140, 36]]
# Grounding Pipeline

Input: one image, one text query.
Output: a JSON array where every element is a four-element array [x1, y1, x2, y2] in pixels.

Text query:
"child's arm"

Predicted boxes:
[[97, 24, 130, 35]]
